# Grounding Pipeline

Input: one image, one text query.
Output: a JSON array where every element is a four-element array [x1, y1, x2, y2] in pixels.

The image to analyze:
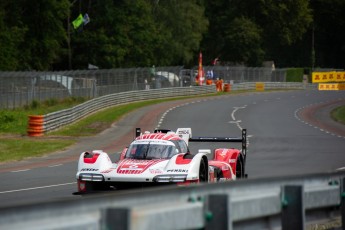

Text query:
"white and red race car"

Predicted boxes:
[[76, 128, 247, 193]]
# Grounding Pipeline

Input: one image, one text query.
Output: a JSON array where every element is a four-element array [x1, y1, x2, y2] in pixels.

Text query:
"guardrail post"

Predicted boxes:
[[205, 194, 230, 230], [101, 208, 130, 230], [341, 178, 345, 230], [282, 185, 305, 230]]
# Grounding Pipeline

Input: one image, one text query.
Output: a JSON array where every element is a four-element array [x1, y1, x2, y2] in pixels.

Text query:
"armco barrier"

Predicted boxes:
[[40, 85, 216, 133], [0, 171, 344, 229], [32, 82, 315, 135]]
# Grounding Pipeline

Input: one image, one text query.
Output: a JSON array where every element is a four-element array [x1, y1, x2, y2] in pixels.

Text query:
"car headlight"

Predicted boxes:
[[153, 174, 187, 183]]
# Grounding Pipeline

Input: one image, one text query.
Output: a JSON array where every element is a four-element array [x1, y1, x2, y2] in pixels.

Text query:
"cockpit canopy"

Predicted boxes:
[[125, 139, 189, 160]]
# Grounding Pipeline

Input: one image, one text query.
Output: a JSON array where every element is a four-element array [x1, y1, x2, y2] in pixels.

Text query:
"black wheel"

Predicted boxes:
[[199, 159, 207, 182], [236, 157, 244, 178], [214, 167, 224, 181]]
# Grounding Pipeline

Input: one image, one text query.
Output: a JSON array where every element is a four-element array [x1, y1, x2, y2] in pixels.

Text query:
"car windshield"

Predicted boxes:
[[125, 142, 178, 159]]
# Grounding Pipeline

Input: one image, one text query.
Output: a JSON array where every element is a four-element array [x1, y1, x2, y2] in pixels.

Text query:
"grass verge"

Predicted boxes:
[[331, 105, 345, 125], [0, 138, 75, 162]]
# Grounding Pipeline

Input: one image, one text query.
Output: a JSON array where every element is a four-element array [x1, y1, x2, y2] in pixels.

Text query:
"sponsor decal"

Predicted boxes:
[[81, 168, 98, 172], [149, 169, 163, 174], [117, 159, 164, 174], [167, 169, 188, 173], [100, 169, 114, 173], [178, 130, 190, 134]]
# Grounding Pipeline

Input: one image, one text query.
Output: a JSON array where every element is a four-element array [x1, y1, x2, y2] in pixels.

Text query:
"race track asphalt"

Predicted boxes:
[[0, 89, 344, 208]]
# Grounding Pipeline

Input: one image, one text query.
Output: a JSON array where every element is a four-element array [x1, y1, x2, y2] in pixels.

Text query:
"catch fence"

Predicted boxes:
[[0, 66, 284, 109]]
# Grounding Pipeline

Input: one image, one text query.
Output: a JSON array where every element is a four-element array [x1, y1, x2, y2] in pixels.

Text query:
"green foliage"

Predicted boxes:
[[0, 110, 27, 134], [0, 0, 344, 70], [286, 68, 304, 82], [29, 100, 40, 109], [44, 98, 59, 107], [0, 1, 27, 70], [224, 17, 264, 66], [0, 111, 15, 131]]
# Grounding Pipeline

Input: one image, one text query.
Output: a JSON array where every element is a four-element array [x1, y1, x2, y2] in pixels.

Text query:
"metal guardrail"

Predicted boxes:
[[42, 85, 216, 133], [0, 172, 343, 229], [231, 82, 317, 90], [36, 82, 314, 134]]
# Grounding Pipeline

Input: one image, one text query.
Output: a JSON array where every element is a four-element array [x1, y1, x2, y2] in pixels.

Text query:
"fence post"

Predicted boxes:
[[341, 178, 345, 230], [282, 185, 305, 230], [205, 194, 230, 230]]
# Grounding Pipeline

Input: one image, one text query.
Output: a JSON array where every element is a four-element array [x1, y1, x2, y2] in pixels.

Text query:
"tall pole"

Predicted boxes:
[[67, 0, 78, 70], [67, 14, 72, 70], [311, 24, 315, 71]]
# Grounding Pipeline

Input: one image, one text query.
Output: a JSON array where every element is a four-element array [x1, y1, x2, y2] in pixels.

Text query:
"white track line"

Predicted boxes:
[[11, 169, 30, 173], [0, 182, 77, 194], [48, 164, 63, 168]]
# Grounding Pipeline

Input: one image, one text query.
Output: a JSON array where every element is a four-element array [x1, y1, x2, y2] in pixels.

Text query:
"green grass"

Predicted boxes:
[[0, 97, 86, 135], [50, 99, 178, 136], [331, 105, 345, 125], [0, 138, 75, 162]]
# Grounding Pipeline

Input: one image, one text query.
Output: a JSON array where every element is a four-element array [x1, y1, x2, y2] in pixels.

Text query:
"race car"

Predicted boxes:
[[76, 128, 247, 193]]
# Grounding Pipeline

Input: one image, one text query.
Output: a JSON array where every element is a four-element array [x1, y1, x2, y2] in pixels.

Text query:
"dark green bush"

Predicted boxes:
[[286, 68, 304, 82]]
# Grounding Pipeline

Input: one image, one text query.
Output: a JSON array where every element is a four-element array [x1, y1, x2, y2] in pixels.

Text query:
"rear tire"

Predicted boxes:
[[199, 159, 207, 182], [236, 157, 244, 179]]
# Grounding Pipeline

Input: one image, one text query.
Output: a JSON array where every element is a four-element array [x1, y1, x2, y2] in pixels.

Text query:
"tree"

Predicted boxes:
[[153, 0, 209, 66], [257, 0, 313, 66], [311, 0, 345, 68], [19, 0, 69, 70], [70, 0, 158, 69], [0, 0, 27, 70], [201, 0, 312, 67], [223, 17, 264, 66]]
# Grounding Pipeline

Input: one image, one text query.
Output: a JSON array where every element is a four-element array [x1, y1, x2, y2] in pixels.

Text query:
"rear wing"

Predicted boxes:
[[135, 127, 247, 156], [176, 128, 247, 156]]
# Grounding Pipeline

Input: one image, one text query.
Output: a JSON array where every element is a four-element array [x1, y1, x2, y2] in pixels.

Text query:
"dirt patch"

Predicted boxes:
[[86, 121, 110, 133]]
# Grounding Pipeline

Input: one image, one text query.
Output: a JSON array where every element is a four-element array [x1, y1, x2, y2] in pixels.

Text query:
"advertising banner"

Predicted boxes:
[[318, 83, 345, 90], [312, 71, 345, 83]]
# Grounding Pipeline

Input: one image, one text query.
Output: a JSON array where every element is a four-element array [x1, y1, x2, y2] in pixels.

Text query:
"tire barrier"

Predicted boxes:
[[223, 83, 231, 92], [27, 115, 44, 137], [206, 79, 213, 85], [216, 80, 223, 92]]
